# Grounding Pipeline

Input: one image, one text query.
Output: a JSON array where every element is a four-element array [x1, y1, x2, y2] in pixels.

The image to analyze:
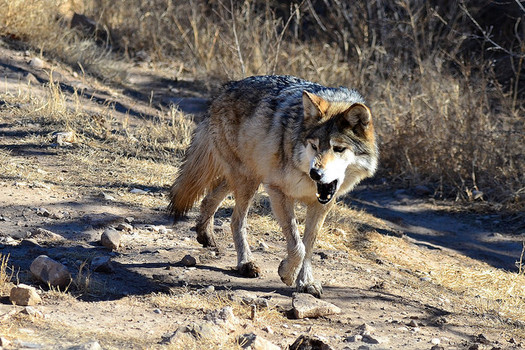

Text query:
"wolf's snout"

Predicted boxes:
[[309, 168, 322, 181]]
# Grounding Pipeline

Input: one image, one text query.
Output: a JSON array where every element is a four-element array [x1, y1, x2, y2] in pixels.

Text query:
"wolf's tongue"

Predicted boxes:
[[316, 180, 337, 204]]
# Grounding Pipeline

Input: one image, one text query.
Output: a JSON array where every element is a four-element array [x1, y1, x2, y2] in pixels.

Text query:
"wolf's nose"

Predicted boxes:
[[309, 168, 322, 181]]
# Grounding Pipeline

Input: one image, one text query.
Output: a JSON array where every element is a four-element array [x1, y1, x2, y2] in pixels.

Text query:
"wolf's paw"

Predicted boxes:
[[196, 231, 217, 248], [278, 259, 299, 286], [297, 281, 323, 298], [238, 261, 261, 278]]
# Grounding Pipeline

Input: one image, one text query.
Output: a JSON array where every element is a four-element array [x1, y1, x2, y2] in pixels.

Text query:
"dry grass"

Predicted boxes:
[[0, 254, 15, 295]]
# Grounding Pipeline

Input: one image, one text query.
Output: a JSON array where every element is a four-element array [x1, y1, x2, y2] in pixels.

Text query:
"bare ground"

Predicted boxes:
[[1, 43, 525, 350]]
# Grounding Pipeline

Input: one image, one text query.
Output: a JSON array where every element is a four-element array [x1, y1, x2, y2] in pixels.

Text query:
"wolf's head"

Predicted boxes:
[[301, 91, 377, 204]]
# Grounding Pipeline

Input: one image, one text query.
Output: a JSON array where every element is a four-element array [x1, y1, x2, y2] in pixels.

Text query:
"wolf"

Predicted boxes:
[[169, 75, 378, 297]]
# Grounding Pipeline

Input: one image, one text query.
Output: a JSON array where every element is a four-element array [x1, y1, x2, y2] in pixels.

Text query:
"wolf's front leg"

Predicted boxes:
[[266, 186, 305, 286], [296, 202, 331, 298], [231, 180, 260, 278]]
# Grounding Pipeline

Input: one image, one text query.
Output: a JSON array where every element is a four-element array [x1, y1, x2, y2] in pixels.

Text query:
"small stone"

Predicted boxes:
[[91, 256, 114, 273], [22, 306, 44, 317], [116, 223, 133, 231], [29, 57, 44, 69], [262, 326, 274, 334], [0, 337, 11, 347], [238, 333, 280, 350], [180, 254, 197, 267], [30, 255, 71, 288], [362, 334, 388, 344], [154, 308, 162, 314], [100, 228, 121, 250], [130, 188, 148, 194], [124, 217, 134, 223], [9, 284, 42, 306], [431, 345, 444, 350], [289, 335, 333, 350], [27, 228, 63, 242], [408, 320, 419, 327], [257, 240, 269, 251], [36, 207, 51, 217], [356, 323, 376, 335], [53, 131, 76, 146], [66, 341, 103, 350], [101, 192, 115, 201], [204, 306, 238, 328], [431, 338, 441, 345], [345, 334, 363, 342], [292, 293, 341, 319]]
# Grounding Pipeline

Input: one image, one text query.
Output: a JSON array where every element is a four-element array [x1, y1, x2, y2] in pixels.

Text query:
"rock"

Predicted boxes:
[[238, 333, 280, 350], [204, 306, 238, 328], [130, 188, 148, 194], [24, 72, 39, 84], [257, 240, 269, 252], [22, 306, 44, 317], [0, 337, 11, 347], [262, 326, 274, 335], [36, 207, 51, 217], [27, 228, 64, 242], [124, 217, 134, 223], [9, 284, 42, 306], [292, 293, 341, 319], [430, 345, 444, 350], [362, 334, 388, 344], [163, 323, 220, 344], [53, 131, 76, 145], [29, 57, 44, 69], [30, 255, 71, 288], [116, 222, 133, 231], [289, 335, 333, 350], [180, 254, 197, 267], [228, 289, 271, 308], [407, 319, 419, 327], [356, 323, 375, 335], [100, 228, 121, 250], [345, 334, 363, 342], [91, 256, 114, 273], [431, 338, 441, 345], [101, 192, 115, 201], [66, 341, 103, 350]]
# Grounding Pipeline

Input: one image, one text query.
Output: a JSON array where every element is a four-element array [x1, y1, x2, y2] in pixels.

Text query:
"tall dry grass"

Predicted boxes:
[[0, 0, 523, 208]]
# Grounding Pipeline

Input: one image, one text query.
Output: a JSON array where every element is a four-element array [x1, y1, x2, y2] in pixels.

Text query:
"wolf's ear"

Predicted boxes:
[[303, 91, 329, 123], [343, 103, 372, 129]]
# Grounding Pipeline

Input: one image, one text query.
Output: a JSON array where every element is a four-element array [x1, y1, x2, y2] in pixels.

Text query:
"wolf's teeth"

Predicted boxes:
[[327, 194, 332, 199], [316, 193, 320, 198]]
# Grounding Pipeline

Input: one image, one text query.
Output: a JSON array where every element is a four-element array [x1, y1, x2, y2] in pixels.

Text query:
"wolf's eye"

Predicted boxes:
[[333, 146, 346, 153], [310, 143, 318, 151]]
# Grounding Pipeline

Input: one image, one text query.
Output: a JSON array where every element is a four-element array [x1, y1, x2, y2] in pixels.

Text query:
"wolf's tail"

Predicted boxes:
[[168, 118, 222, 219]]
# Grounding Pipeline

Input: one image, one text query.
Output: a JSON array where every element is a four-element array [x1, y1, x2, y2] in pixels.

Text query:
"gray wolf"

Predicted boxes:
[[168, 75, 378, 297]]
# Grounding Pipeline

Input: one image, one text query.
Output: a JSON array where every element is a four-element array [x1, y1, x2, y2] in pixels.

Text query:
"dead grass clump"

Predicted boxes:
[[0, 254, 16, 294]]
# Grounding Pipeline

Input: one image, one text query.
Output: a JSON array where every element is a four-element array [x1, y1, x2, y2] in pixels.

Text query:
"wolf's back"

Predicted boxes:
[[168, 118, 221, 218]]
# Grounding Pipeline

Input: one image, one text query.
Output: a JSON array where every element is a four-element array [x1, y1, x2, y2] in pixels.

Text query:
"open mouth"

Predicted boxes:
[[315, 180, 338, 204]]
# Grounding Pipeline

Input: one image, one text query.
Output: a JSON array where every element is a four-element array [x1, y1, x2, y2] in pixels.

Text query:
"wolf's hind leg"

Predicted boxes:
[[266, 186, 305, 286], [196, 179, 229, 247], [296, 202, 331, 298], [231, 179, 260, 278]]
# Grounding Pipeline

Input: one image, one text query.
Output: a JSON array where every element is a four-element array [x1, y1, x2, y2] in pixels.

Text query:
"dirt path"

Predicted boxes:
[[1, 43, 524, 349]]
